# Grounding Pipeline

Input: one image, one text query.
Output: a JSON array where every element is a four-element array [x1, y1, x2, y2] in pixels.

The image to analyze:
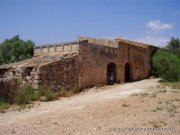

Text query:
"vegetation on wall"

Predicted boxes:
[[0, 35, 34, 65], [152, 37, 180, 82]]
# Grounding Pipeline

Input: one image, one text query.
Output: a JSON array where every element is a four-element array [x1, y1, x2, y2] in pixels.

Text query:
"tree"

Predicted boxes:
[[152, 49, 180, 82], [166, 37, 180, 50], [166, 37, 180, 58], [0, 35, 34, 65]]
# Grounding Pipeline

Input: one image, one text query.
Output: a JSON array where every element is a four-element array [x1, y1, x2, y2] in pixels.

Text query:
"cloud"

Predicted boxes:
[[136, 36, 169, 47], [146, 20, 174, 31]]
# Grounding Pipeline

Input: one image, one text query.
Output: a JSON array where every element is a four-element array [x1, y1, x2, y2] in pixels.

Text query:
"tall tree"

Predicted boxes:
[[166, 37, 180, 50], [166, 37, 180, 58], [0, 35, 35, 65]]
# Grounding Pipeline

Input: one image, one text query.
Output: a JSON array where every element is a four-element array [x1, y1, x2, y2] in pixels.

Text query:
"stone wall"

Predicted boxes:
[[118, 42, 154, 81], [78, 41, 119, 89], [0, 54, 79, 102], [119, 42, 146, 81], [78, 39, 154, 89], [37, 55, 79, 91], [0, 67, 33, 103]]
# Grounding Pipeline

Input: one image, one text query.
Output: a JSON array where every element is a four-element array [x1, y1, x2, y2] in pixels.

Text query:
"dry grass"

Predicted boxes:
[[165, 101, 177, 117], [158, 89, 167, 93], [156, 106, 163, 110], [149, 121, 161, 128], [131, 92, 150, 98], [122, 103, 130, 107], [0, 101, 9, 113], [171, 98, 180, 101], [157, 101, 163, 104], [149, 93, 157, 98], [58, 89, 77, 97], [149, 120, 167, 128], [131, 92, 157, 98], [163, 82, 180, 89]]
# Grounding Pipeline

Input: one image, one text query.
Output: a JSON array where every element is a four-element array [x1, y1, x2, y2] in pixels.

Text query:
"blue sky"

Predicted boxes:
[[0, 0, 180, 46]]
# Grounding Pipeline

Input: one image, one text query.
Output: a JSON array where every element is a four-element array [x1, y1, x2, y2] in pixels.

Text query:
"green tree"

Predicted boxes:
[[166, 37, 180, 50], [152, 49, 180, 82], [0, 35, 34, 65], [166, 37, 180, 58]]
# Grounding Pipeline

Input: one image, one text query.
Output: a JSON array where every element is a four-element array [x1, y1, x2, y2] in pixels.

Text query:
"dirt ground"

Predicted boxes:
[[0, 78, 180, 135]]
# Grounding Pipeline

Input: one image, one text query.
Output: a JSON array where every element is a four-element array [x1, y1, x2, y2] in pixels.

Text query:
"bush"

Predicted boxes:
[[163, 82, 180, 89], [15, 84, 38, 105], [58, 86, 79, 97], [0, 98, 9, 112], [152, 49, 180, 82], [2, 83, 78, 108], [38, 86, 58, 101], [14, 85, 58, 105], [58, 89, 76, 97]]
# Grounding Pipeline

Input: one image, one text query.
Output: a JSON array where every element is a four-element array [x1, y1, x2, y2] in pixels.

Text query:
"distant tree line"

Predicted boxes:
[[152, 37, 180, 82], [0, 35, 34, 65]]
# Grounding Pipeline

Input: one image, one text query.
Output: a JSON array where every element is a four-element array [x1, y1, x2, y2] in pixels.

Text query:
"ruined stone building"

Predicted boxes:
[[0, 37, 156, 98]]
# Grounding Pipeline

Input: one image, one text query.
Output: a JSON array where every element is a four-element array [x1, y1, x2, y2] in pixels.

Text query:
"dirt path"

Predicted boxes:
[[0, 79, 179, 135]]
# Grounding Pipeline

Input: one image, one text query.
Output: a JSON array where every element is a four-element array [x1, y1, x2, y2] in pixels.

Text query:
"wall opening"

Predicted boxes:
[[125, 63, 131, 82], [27, 67, 33, 76], [0, 68, 10, 78], [107, 63, 116, 85]]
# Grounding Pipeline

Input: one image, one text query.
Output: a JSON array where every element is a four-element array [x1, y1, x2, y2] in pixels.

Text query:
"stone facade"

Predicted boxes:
[[37, 55, 79, 91], [0, 36, 156, 100], [78, 37, 155, 89]]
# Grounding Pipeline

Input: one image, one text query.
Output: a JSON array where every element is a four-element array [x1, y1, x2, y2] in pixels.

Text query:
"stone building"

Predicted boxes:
[[0, 37, 156, 97]]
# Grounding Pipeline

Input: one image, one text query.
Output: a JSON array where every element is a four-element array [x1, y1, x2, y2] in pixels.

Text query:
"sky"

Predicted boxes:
[[0, 0, 180, 47]]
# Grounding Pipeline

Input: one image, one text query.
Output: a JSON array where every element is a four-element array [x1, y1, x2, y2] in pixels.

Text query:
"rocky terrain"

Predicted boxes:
[[0, 78, 179, 135]]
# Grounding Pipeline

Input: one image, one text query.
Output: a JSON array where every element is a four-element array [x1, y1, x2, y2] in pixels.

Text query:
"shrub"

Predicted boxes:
[[15, 85, 58, 105], [15, 84, 38, 105], [58, 89, 75, 97], [58, 86, 79, 97], [3, 84, 79, 109], [152, 49, 180, 82], [0, 98, 9, 113], [38, 86, 58, 101], [163, 82, 180, 89]]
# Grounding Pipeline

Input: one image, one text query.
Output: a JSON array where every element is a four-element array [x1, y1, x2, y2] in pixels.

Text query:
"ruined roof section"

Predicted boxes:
[[115, 37, 155, 49], [78, 37, 119, 48], [79, 36, 156, 49], [0, 52, 78, 69]]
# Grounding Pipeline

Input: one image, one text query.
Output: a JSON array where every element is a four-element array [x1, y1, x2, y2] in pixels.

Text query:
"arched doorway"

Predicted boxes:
[[125, 63, 131, 82], [107, 63, 116, 85]]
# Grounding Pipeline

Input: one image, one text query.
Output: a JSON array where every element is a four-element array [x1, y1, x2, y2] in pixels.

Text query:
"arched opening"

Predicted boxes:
[[107, 63, 116, 85], [125, 63, 131, 82]]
